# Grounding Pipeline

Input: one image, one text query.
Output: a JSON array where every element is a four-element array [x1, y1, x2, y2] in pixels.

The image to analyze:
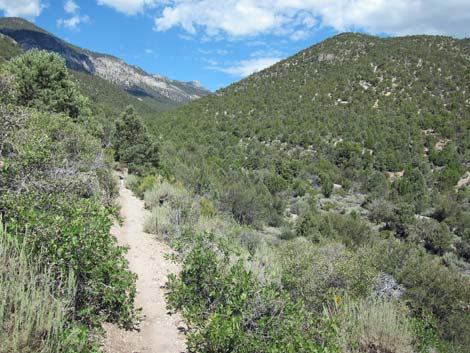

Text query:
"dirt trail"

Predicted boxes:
[[102, 179, 186, 353]]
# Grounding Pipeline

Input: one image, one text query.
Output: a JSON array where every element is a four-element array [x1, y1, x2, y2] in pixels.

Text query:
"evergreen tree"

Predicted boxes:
[[113, 105, 159, 175], [5, 50, 90, 119]]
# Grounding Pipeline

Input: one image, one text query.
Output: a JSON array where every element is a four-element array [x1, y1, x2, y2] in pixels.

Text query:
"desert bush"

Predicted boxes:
[[275, 238, 377, 312], [326, 296, 415, 353], [144, 180, 191, 210], [124, 173, 140, 192], [1, 193, 138, 328], [295, 209, 374, 248], [0, 225, 91, 353], [167, 233, 320, 353], [219, 178, 272, 227], [144, 203, 174, 236], [199, 197, 217, 218], [138, 174, 160, 199], [370, 239, 470, 351], [406, 218, 454, 255]]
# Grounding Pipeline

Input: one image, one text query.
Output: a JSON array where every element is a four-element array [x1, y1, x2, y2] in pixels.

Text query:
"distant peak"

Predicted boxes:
[[188, 80, 203, 88]]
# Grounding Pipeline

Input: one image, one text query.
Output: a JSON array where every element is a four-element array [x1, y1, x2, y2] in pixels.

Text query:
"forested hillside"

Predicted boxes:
[[139, 33, 470, 352]]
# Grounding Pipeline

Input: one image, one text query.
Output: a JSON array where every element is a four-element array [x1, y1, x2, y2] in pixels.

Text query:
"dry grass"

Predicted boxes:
[[327, 295, 415, 353], [0, 225, 82, 353]]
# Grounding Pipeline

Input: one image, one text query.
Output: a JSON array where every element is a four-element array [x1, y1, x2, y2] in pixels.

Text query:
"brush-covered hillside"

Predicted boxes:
[[139, 33, 470, 351], [155, 32, 470, 239]]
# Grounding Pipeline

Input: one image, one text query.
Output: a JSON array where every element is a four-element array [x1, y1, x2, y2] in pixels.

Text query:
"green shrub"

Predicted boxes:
[[124, 174, 140, 192], [113, 105, 159, 176], [200, 197, 217, 218], [0, 225, 92, 353], [143, 180, 190, 210], [320, 173, 334, 198], [370, 239, 470, 351], [167, 233, 321, 353], [275, 238, 377, 312], [295, 210, 374, 248], [1, 193, 138, 329], [406, 218, 454, 255], [138, 174, 159, 199], [5, 50, 90, 120]]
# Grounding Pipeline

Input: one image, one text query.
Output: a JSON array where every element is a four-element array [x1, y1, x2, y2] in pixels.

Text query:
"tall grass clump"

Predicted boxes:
[[124, 174, 140, 193], [144, 181, 198, 239], [327, 296, 415, 353], [144, 203, 174, 236], [0, 225, 87, 353]]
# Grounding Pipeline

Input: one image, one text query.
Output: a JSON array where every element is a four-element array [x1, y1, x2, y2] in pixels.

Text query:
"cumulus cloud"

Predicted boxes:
[[0, 0, 43, 18], [64, 0, 79, 14], [57, 15, 90, 30], [96, 0, 157, 15], [57, 0, 90, 30], [153, 0, 470, 39], [213, 57, 281, 77]]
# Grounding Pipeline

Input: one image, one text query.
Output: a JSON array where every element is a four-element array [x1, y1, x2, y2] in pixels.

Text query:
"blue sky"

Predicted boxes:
[[1, 1, 470, 91]]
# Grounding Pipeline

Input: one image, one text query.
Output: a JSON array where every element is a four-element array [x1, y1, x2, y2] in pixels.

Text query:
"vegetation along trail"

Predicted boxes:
[[102, 177, 186, 353]]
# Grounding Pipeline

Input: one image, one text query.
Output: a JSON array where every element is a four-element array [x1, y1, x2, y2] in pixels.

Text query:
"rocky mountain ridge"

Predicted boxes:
[[0, 17, 209, 104]]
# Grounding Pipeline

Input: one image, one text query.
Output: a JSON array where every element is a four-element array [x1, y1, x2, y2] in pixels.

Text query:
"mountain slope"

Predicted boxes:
[[154, 32, 470, 252], [148, 32, 470, 351], [0, 17, 209, 106], [155, 33, 469, 190]]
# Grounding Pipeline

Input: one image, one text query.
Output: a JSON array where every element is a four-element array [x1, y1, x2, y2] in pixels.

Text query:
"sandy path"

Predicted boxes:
[[102, 180, 186, 353]]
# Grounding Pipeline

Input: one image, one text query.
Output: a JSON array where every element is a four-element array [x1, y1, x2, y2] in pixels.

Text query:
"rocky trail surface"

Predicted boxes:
[[102, 179, 186, 353]]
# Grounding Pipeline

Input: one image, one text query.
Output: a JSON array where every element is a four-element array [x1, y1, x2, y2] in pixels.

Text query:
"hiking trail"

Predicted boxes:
[[102, 179, 186, 353]]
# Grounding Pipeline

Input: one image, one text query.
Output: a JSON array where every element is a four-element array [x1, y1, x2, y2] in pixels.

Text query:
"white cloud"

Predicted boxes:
[[64, 0, 79, 14], [0, 0, 43, 18], [58, 0, 90, 30], [96, 0, 157, 15], [153, 0, 470, 39], [215, 57, 281, 77], [57, 15, 90, 30]]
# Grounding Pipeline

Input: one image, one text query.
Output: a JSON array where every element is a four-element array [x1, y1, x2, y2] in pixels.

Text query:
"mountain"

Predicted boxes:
[[147, 32, 470, 350], [154, 32, 470, 253], [0, 17, 209, 107], [155, 32, 470, 195]]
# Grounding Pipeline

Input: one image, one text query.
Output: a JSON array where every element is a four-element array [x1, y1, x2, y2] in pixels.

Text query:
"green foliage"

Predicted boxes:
[[5, 50, 90, 120], [370, 239, 470, 351], [167, 233, 321, 353], [0, 224, 94, 353], [320, 173, 334, 198], [406, 218, 454, 255], [2, 193, 138, 328], [113, 105, 159, 175], [275, 238, 377, 311], [219, 178, 272, 227], [138, 175, 160, 198], [0, 55, 139, 344], [295, 209, 374, 248], [143, 180, 196, 239]]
